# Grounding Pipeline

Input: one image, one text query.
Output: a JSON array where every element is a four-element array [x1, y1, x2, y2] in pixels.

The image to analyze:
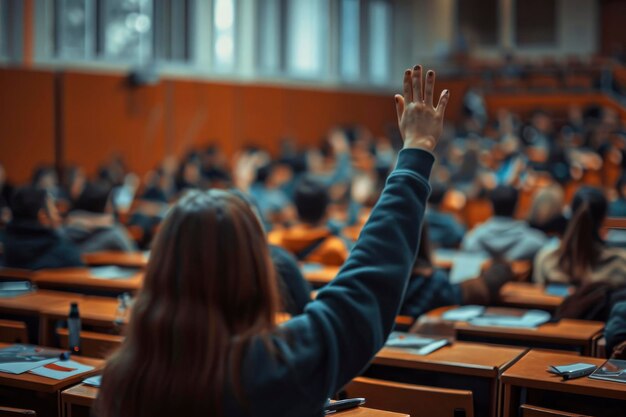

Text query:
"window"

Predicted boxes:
[[285, 0, 329, 77], [368, 0, 391, 84], [0, 0, 23, 61], [51, 0, 193, 63], [102, 0, 153, 62], [339, 0, 360, 80], [457, 0, 498, 47], [515, 0, 556, 46], [212, 0, 236, 71], [256, 0, 281, 74], [55, 0, 94, 59]]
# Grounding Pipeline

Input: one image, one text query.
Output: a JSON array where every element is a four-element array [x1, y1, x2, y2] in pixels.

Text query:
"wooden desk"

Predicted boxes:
[[426, 306, 604, 355], [82, 251, 149, 268], [499, 282, 565, 312], [32, 268, 143, 296], [39, 296, 122, 346], [61, 384, 409, 417], [0, 343, 102, 417], [367, 341, 526, 417], [303, 265, 340, 287], [502, 350, 626, 417]]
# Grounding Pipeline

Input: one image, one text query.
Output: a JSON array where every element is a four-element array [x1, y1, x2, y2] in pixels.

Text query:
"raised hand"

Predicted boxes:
[[394, 65, 449, 152]]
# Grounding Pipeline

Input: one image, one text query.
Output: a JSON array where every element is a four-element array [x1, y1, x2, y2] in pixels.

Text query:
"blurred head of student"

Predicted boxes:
[[32, 166, 59, 192], [294, 175, 330, 226], [617, 175, 626, 200], [557, 187, 608, 283], [73, 183, 114, 215], [11, 187, 61, 229], [97, 189, 280, 417], [527, 185, 564, 226], [428, 182, 447, 210], [489, 185, 519, 218]]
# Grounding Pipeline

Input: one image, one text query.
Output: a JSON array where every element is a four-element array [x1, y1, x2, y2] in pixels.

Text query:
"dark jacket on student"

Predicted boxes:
[[270, 244, 312, 316], [426, 209, 465, 248], [606, 301, 626, 357], [223, 148, 434, 416], [3, 219, 84, 270], [400, 269, 462, 318], [65, 211, 137, 253]]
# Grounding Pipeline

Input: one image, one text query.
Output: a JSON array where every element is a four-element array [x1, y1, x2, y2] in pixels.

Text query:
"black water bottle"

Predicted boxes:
[[68, 302, 81, 355]]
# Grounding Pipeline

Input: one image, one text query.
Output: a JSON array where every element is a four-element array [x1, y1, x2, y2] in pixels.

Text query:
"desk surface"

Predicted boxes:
[[61, 384, 408, 417], [502, 350, 626, 401], [0, 343, 102, 393], [82, 251, 149, 268], [374, 341, 526, 378], [499, 282, 565, 312], [33, 268, 143, 293], [41, 296, 121, 327], [0, 290, 83, 316]]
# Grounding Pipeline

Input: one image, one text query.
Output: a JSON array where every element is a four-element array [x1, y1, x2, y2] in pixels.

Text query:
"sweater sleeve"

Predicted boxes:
[[271, 148, 434, 401]]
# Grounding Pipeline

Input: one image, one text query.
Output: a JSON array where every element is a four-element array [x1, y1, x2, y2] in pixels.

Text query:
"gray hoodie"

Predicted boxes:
[[461, 216, 548, 260]]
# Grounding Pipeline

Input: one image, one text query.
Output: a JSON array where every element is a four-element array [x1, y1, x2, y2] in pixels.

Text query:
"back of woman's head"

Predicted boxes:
[[557, 187, 608, 283], [96, 189, 280, 417], [527, 185, 564, 226]]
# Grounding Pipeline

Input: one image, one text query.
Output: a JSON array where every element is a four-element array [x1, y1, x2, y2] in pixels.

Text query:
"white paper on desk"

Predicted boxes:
[[83, 375, 102, 387], [385, 333, 449, 355], [449, 253, 485, 284], [0, 345, 62, 374], [89, 266, 138, 280], [469, 309, 551, 328], [442, 305, 485, 321], [29, 360, 94, 380]]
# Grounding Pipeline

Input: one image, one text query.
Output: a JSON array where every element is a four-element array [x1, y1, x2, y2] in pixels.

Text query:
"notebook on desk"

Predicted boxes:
[[589, 359, 626, 384], [0, 281, 33, 298], [0, 344, 65, 374], [89, 266, 139, 280], [442, 306, 551, 328], [385, 332, 450, 355]]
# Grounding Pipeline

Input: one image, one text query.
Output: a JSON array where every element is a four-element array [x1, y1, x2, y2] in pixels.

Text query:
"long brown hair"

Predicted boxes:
[[96, 190, 281, 417], [557, 187, 608, 284]]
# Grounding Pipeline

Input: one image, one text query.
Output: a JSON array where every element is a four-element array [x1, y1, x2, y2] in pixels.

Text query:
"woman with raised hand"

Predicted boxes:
[[96, 66, 449, 417]]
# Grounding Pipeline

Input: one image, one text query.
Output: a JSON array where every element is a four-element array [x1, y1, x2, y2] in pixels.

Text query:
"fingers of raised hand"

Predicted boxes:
[[436, 89, 450, 116], [394, 94, 405, 125], [424, 70, 435, 107], [411, 65, 423, 103]]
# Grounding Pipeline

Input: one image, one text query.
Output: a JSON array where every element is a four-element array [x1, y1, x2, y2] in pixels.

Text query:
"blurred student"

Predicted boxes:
[[462, 185, 548, 260], [425, 182, 465, 248], [249, 161, 296, 227], [609, 174, 626, 217], [32, 165, 64, 199], [400, 225, 511, 319], [65, 183, 137, 253], [96, 65, 448, 417], [269, 175, 349, 266], [534, 187, 626, 286], [3, 187, 83, 269], [527, 185, 568, 237], [0, 163, 13, 225]]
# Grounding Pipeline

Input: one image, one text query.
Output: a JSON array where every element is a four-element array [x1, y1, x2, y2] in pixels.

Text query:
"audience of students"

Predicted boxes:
[[95, 65, 446, 417], [462, 185, 548, 260], [3, 187, 83, 270], [534, 187, 626, 285]]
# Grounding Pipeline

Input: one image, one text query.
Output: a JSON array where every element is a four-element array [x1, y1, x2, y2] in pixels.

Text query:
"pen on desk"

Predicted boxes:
[[324, 398, 366, 414]]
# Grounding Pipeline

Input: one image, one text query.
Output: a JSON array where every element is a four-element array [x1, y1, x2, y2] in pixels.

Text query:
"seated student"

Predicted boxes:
[[609, 174, 626, 217], [606, 301, 626, 358], [0, 163, 13, 225], [400, 224, 511, 319], [462, 185, 548, 260], [96, 65, 448, 417], [249, 161, 296, 227], [527, 185, 568, 237], [269, 175, 349, 266], [534, 187, 626, 285], [65, 183, 137, 253], [3, 187, 83, 269], [425, 182, 465, 248], [230, 189, 312, 316]]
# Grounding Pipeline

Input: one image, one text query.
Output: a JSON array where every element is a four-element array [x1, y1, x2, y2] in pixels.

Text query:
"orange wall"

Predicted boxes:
[[0, 69, 55, 183], [2, 68, 418, 182]]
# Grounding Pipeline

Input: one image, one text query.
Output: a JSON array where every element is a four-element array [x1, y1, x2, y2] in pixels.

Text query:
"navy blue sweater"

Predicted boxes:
[[225, 148, 434, 416]]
